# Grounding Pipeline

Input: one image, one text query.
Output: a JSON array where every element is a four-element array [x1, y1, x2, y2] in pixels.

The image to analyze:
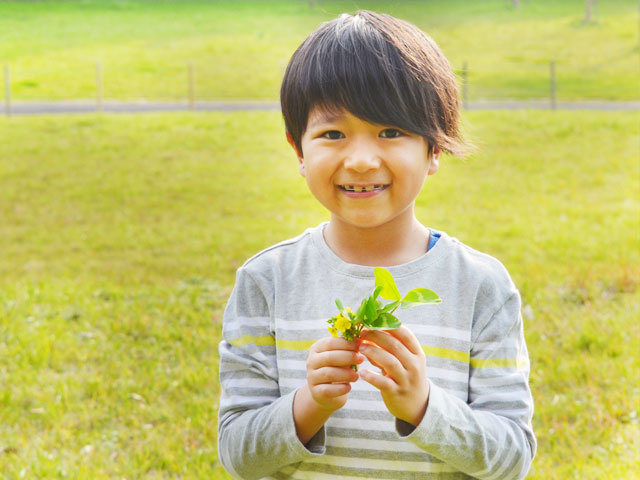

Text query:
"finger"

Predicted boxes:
[[308, 366, 358, 386], [383, 326, 423, 356], [359, 329, 413, 370], [308, 350, 365, 370], [359, 368, 396, 392], [311, 336, 359, 353], [359, 343, 403, 381], [313, 382, 352, 399]]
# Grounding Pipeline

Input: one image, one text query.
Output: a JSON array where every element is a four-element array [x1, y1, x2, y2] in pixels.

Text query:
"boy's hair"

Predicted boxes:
[[281, 10, 467, 157]]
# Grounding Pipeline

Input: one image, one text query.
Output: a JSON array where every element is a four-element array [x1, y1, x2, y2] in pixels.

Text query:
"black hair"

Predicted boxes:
[[280, 10, 467, 156]]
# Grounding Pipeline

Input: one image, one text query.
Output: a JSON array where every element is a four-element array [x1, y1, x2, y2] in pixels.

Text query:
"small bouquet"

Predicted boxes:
[[327, 267, 442, 345]]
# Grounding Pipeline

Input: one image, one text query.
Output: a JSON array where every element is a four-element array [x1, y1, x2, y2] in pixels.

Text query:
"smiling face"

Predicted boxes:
[[290, 107, 439, 232]]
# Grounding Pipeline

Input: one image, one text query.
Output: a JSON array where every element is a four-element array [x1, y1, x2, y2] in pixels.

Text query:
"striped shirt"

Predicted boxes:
[[218, 224, 536, 479]]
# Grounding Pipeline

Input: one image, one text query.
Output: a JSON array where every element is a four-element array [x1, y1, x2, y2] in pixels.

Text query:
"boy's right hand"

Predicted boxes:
[[306, 337, 364, 412]]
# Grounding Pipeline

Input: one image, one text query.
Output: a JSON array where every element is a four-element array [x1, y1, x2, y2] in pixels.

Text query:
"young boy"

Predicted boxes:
[[218, 10, 536, 480]]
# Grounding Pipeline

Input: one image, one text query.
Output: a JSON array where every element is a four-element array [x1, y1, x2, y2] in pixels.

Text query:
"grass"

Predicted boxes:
[[0, 110, 639, 478], [0, 0, 638, 102]]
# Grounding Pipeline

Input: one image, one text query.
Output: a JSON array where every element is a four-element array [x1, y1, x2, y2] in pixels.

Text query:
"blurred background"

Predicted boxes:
[[1, 1, 639, 479]]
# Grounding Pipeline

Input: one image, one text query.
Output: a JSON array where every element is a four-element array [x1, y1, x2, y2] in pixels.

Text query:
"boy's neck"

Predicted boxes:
[[323, 214, 430, 267]]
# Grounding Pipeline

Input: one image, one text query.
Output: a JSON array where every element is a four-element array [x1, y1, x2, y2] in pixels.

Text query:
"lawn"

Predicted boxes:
[[0, 0, 638, 102], [0, 110, 638, 478]]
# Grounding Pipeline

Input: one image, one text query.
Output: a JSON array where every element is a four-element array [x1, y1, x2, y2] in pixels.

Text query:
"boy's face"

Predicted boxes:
[[289, 107, 439, 231]]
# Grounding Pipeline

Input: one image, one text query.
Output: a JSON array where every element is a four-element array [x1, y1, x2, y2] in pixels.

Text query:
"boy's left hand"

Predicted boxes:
[[358, 326, 429, 427]]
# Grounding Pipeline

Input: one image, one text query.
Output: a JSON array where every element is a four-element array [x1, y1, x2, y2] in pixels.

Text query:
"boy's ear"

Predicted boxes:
[[428, 147, 441, 176], [286, 131, 306, 177], [286, 131, 302, 159]]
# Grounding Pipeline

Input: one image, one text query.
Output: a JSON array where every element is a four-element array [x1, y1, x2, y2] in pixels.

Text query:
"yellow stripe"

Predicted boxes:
[[276, 338, 315, 351], [229, 334, 275, 347], [422, 345, 470, 363], [470, 357, 530, 369], [230, 336, 527, 371]]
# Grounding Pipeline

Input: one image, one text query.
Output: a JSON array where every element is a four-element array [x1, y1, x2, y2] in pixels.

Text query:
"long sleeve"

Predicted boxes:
[[397, 292, 536, 479], [217, 267, 324, 480]]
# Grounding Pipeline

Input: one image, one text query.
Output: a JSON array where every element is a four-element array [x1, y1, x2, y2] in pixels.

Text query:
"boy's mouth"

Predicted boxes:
[[338, 184, 388, 193]]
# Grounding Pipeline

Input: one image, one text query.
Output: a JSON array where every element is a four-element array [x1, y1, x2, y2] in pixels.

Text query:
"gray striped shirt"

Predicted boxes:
[[218, 224, 536, 479]]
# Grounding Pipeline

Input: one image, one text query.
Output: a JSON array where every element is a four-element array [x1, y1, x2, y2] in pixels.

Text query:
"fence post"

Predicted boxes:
[[550, 59, 556, 111], [96, 62, 103, 112], [4, 64, 10, 117], [188, 61, 195, 111], [462, 61, 469, 110]]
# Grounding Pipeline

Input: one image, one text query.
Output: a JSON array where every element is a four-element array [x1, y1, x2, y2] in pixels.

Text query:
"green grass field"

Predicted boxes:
[[0, 110, 639, 478], [0, 0, 638, 102]]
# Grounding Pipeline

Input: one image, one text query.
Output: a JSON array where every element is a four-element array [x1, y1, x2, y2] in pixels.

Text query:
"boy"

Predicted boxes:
[[218, 10, 536, 480]]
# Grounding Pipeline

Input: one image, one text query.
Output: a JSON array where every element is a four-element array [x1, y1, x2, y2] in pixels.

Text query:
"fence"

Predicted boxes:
[[2, 58, 638, 116]]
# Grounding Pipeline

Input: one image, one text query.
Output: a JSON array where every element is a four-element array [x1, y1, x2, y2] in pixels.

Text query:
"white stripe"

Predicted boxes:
[[469, 391, 527, 405], [327, 435, 426, 453], [326, 417, 395, 432], [427, 366, 468, 383], [468, 424, 506, 478], [470, 375, 519, 388], [222, 378, 277, 389], [278, 361, 468, 384], [278, 360, 308, 370], [275, 318, 470, 343], [220, 395, 275, 408], [505, 456, 526, 480], [484, 444, 519, 480], [473, 341, 511, 352], [284, 470, 370, 480], [305, 454, 459, 473], [231, 315, 271, 328], [276, 317, 329, 329], [342, 397, 386, 411], [485, 408, 531, 418], [279, 378, 306, 392], [407, 323, 470, 342]]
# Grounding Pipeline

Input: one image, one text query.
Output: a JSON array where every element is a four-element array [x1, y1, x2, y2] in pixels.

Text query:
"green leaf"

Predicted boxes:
[[372, 285, 383, 300], [374, 267, 401, 301], [356, 297, 368, 321], [401, 288, 442, 309], [364, 294, 378, 322], [379, 300, 400, 314], [366, 312, 402, 330], [335, 298, 344, 311]]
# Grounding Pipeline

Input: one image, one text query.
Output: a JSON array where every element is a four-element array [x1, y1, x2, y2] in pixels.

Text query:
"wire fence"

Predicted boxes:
[[3, 58, 639, 116]]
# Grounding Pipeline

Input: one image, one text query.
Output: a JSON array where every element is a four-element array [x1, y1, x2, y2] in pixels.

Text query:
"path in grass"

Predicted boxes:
[[4, 100, 640, 115]]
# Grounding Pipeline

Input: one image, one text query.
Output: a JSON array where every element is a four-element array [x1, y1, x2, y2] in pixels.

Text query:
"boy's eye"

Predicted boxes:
[[379, 128, 403, 138], [321, 130, 344, 140]]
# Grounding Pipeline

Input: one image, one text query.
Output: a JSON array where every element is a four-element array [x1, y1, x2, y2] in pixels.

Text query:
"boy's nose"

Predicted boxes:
[[343, 143, 381, 173]]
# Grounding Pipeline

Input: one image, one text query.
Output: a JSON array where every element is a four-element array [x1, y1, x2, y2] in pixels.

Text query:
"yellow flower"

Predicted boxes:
[[334, 314, 351, 333], [328, 326, 339, 337]]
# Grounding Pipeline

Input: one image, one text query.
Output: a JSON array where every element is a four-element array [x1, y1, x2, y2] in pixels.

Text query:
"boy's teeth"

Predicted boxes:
[[342, 185, 384, 192]]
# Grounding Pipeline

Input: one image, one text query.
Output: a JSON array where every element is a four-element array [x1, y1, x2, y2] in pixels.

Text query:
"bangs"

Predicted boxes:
[[296, 18, 419, 134]]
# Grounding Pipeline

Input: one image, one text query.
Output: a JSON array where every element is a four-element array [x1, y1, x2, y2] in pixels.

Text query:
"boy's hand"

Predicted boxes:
[[306, 337, 364, 412], [358, 326, 430, 427]]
